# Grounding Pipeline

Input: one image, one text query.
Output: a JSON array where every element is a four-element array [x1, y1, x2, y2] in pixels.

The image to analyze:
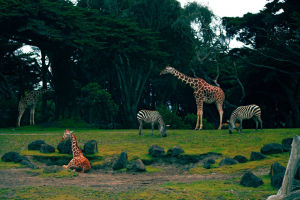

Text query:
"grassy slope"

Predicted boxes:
[[0, 127, 298, 199]]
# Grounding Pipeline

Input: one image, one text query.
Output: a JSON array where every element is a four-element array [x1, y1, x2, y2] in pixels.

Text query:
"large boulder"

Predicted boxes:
[[240, 171, 264, 188], [167, 146, 184, 157], [127, 159, 146, 172], [40, 144, 55, 153], [1, 152, 34, 168], [28, 140, 46, 150], [1, 152, 24, 162], [233, 155, 248, 163], [260, 143, 283, 155], [57, 138, 72, 154], [84, 140, 98, 154], [219, 157, 238, 166], [250, 152, 266, 161], [270, 162, 286, 189], [203, 159, 215, 169], [281, 138, 293, 152], [148, 145, 165, 157], [112, 151, 128, 170]]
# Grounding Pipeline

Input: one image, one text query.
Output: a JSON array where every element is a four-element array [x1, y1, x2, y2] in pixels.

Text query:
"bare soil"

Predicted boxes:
[[0, 164, 268, 192]]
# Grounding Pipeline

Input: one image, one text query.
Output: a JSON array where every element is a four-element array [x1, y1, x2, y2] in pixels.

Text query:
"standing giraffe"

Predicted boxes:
[[160, 66, 225, 130], [17, 88, 52, 127], [60, 129, 91, 173]]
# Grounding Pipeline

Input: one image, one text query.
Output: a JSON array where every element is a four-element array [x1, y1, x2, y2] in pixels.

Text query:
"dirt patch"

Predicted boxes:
[[0, 168, 242, 192]]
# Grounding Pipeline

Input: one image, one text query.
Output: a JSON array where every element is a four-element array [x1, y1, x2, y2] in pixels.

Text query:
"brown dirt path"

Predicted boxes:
[[0, 167, 268, 192]]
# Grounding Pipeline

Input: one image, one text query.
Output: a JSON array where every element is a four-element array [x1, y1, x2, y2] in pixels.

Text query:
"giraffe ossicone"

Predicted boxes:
[[160, 65, 225, 130]]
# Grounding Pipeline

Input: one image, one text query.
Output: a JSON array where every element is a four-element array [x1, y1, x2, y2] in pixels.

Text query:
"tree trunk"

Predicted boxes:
[[41, 50, 47, 117], [267, 136, 300, 200]]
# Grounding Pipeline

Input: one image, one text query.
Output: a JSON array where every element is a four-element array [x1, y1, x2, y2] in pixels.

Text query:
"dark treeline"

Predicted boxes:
[[0, 0, 299, 129]]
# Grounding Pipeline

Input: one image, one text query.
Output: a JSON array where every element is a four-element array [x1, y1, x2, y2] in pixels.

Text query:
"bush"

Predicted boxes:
[[183, 113, 215, 129], [77, 83, 118, 128], [156, 105, 187, 129]]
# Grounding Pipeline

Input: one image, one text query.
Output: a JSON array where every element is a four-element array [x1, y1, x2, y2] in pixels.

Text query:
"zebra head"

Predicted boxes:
[[227, 120, 235, 134], [161, 125, 167, 137], [160, 65, 175, 75]]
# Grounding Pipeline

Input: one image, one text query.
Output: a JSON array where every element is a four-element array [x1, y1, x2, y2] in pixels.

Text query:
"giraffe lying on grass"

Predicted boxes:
[[59, 129, 91, 173]]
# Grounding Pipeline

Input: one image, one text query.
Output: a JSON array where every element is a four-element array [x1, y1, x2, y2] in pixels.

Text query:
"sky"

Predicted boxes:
[[177, 0, 268, 48], [178, 0, 268, 17]]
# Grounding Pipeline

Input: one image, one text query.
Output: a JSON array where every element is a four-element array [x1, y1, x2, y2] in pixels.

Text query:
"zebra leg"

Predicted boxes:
[[151, 122, 154, 136], [138, 120, 143, 136], [239, 120, 243, 133], [258, 117, 263, 130], [254, 118, 258, 131]]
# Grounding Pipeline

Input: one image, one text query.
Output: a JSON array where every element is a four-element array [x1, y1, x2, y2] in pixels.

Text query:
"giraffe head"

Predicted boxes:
[[59, 129, 73, 143], [160, 65, 175, 75]]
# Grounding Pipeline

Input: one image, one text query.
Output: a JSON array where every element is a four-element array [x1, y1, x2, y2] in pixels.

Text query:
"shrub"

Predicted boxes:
[[77, 82, 118, 128], [156, 105, 187, 129]]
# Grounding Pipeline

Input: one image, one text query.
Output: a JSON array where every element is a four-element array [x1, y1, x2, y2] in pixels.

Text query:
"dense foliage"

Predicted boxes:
[[0, 0, 299, 128]]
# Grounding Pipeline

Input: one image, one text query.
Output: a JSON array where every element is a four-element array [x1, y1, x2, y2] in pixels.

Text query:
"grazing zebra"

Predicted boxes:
[[228, 104, 263, 134], [137, 110, 167, 137]]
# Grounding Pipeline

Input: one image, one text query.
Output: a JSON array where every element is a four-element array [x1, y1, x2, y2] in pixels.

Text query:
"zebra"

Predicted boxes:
[[228, 104, 263, 134], [137, 110, 167, 137]]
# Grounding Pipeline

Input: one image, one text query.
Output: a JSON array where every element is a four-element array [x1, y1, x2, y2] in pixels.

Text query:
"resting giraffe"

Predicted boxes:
[[17, 88, 53, 127], [59, 129, 91, 173], [160, 65, 225, 130]]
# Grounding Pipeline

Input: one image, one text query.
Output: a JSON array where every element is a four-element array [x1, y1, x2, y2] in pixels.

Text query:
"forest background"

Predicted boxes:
[[0, 0, 299, 129]]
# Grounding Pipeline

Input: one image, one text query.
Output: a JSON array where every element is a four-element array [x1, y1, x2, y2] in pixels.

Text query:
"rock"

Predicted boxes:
[[127, 159, 146, 172], [84, 140, 98, 154], [250, 152, 266, 161], [43, 165, 62, 173], [282, 138, 293, 152], [112, 151, 128, 170], [28, 140, 46, 150], [270, 162, 286, 189], [219, 157, 238, 166], [20, 159, 35, 169], [260, 143, 283, 155], [167, 146, 184, 157], [148, 145, 165, 157], [1, 152, 24, 163], [40, 144, 55, 153], [203, 161, 211, 169], [57, 138, 72, 154], [233, 155, 248, 163], [240, 171, 264, 187]]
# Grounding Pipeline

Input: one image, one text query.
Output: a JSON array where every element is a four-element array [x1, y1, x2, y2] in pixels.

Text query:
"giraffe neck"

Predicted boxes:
[[71, 134, 82, 157], [171, 69, 201, 89]]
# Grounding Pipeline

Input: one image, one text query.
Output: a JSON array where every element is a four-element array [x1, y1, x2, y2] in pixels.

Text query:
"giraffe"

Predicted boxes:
[[160, 65, 225, 130], [17, 88, 53, 127], [60, 129, 91, 173]]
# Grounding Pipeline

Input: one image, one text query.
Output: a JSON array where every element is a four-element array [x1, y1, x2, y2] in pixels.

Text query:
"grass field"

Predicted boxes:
[[0, 127, 298, 199]]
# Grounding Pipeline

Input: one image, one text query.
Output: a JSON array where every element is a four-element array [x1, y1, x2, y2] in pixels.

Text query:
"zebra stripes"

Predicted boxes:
[[228, 104, 263, 134], [137, 110, 167, 137]]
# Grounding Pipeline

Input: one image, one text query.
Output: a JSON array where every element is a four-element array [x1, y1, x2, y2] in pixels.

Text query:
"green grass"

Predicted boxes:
[[0, 127, 298, 199]]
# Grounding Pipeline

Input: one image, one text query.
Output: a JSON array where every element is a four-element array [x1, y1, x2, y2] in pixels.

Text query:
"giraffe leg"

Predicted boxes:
[[31, 107, 35, 125], [216, 103, 224, 130], [17, 106, 25, 127], [199, 110, 203, 130], [195, 101, 203, 130]]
